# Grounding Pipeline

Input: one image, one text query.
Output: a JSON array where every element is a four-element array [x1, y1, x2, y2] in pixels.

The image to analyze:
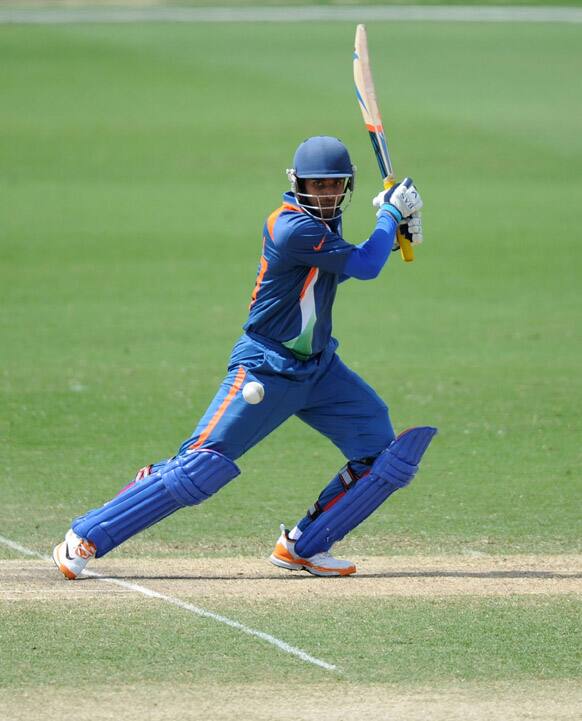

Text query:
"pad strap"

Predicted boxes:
[[295, 427, 437, 558], [306, 459, 372, 523]]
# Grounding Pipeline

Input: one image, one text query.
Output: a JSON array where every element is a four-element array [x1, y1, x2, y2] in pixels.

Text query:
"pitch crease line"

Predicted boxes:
[[0, 533, 339, 673]]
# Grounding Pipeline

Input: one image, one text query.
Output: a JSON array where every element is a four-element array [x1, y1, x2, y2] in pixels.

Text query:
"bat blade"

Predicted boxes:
[[353, 24, 414, 263], [353, 24, 393, 183]]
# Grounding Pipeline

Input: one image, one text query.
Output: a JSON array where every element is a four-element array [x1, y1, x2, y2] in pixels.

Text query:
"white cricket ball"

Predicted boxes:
[[242, 381, 265, 405]]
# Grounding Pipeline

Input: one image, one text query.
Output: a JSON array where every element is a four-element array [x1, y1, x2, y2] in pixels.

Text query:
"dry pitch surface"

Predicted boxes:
[[1, 554, 581, 601], [3, 681, 581, 721], [1, 554, 581, 720]]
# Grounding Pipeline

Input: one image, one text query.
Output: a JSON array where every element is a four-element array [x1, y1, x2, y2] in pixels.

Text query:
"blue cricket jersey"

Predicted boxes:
[[243, 192, 355, 360]]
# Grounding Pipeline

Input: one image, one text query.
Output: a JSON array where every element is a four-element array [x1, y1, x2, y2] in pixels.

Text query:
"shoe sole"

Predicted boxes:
[[269, 552, 356, 577]]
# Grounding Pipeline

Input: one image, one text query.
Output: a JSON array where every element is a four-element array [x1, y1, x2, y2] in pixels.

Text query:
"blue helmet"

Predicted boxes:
[[287, 136, 356, 220], [293, 136, 354, 179]]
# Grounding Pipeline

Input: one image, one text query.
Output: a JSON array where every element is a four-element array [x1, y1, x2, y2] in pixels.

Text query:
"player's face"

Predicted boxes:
[[302, 178, 346, 219]]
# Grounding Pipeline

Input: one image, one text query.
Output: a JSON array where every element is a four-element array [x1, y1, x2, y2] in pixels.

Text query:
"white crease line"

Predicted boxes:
[[0, 535, 44, 558], [1, 6, 582, 24], [0, 533, 339, 673]]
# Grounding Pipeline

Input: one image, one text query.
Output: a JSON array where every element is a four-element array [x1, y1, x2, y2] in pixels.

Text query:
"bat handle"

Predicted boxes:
[[383, 178, 414, 263]]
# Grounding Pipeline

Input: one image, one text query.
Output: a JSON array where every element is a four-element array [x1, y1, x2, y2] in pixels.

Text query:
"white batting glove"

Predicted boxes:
[[399, 212, 424, 246], [372, 177, 423, 221]]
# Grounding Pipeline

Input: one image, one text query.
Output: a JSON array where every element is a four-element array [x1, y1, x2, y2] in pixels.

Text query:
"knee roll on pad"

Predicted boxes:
[[294, 426, 437, 558], [162, 450, 240, 505], [374, 452, 418, 487], [72, 450, 240, 557]]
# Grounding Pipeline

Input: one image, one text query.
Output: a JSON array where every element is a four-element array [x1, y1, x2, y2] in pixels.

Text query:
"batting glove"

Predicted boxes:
[[399, 211, 424, 246], [373, 177, 423, 222]]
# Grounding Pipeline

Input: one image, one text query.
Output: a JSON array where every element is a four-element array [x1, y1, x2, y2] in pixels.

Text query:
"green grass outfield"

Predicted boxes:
[[6, 1, 582, 8], [1, 14, 581, 721]]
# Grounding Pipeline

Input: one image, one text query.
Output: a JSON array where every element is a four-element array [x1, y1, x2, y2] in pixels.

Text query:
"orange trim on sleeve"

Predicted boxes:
[[189, 366, 247, 450], [267, 203, 303, 240], [249, 251, 269, 308], [282, 202, 304, 213], [267, 206, 285, 240]]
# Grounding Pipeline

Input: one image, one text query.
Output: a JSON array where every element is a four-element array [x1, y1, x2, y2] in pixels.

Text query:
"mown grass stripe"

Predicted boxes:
[[0, 534, 339, 673], [1, 6, 582, 25]]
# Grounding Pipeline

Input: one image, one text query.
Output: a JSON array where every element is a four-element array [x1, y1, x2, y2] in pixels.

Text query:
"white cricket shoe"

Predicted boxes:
[[269, 524, 356, 577], [52, 529, 96, 580]]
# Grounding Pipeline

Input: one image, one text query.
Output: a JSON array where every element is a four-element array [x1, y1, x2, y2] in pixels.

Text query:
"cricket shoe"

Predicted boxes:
[[269, 524, 356, 577], [52, 529, 96, 580]]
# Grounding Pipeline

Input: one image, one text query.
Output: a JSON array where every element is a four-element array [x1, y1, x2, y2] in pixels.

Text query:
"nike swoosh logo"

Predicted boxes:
[[65, 544, 73, 561], [313, 235, 326, 251]]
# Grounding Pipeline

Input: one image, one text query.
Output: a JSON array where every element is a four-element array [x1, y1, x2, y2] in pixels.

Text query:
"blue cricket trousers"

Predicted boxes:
[[71, 332, 397, 556], [179, 333, 394, 463]]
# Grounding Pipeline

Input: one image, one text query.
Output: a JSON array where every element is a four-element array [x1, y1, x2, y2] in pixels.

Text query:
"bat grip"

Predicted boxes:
[[383, 178, 414, 263]]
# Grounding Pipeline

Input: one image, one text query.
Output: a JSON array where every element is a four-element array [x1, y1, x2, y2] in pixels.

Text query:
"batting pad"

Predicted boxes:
[[294, 426, 437, 558], [72, 450, 240, 557]]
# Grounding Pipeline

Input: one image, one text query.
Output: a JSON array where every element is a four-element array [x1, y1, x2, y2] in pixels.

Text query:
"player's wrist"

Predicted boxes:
[[379, 204, 402, 224]]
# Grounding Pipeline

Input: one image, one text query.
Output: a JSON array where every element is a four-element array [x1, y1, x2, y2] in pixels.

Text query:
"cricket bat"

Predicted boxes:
[[353, 24, 414, 263]]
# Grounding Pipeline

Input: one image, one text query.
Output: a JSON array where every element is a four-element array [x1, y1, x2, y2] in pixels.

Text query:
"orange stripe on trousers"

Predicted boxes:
[[189, 366, 247, 450]]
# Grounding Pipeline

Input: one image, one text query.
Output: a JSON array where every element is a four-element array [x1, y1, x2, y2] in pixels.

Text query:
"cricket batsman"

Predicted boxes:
[[53, 136, 436, 579]]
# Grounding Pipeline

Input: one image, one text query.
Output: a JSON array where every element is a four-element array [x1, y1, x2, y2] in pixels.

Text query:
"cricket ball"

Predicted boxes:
[[242, 381, 265, 405]]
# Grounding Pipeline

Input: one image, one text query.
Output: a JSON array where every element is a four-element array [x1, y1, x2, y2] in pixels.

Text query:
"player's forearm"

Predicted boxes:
[[342, 212, 397, 280]]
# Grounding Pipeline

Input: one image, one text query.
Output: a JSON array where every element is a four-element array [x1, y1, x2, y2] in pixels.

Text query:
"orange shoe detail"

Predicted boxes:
[[57, 562, 78, 581], [52, 530, 96, 581], [272, 542, 300, 565], [269, 525, 357, 577], [76, 540, 96, 559]]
